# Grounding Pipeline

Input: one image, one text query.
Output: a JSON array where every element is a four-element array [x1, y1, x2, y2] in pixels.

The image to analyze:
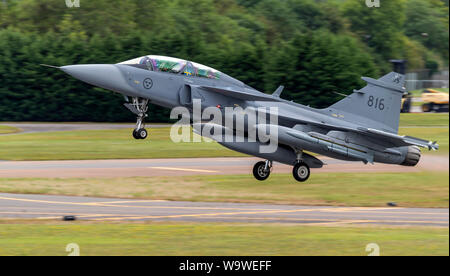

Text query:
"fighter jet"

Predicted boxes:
[[43, 55, 439, 182]]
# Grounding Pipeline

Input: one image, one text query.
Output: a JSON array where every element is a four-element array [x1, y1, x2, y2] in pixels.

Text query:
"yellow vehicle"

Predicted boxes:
[[421, 89, 449, 112]]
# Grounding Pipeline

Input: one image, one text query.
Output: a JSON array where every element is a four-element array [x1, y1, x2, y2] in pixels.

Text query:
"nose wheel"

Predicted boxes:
[[253, 160, 272, 181], [124, 97, 149, 140], [133, 128, 148, 139], [132, 110, 148, 140]]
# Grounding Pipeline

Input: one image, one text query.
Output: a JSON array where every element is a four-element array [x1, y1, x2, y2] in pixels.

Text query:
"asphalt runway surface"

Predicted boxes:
[[0, 193, 447, 227], [0, 155, 447, 178]]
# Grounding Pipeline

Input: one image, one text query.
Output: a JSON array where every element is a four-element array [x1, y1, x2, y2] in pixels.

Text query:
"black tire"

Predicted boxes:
[[438, 104, 449, 113], [253, 161, 270, 181], [137, 128, 148, 139], [292, 162, 310, 182], [422, 103, 430, 112], [132, 129, 140, 139]]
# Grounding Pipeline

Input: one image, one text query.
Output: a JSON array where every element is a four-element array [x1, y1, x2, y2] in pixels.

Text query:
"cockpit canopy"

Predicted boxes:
[[118, 55, 221, 80]]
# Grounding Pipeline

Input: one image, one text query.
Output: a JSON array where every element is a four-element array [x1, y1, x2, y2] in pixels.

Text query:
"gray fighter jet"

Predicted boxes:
[[43, 55, 439, 182]]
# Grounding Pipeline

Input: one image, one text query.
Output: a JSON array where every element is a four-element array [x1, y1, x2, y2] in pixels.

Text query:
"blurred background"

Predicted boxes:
[[0, 0, 448, 122]]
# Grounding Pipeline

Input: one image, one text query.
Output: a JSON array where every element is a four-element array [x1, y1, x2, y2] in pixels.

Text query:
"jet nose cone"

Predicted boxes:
[[60, 64, 132, 94]]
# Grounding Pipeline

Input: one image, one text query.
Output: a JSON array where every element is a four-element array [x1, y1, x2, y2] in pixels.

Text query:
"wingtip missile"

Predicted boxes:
[[429, 141, 439, 151]]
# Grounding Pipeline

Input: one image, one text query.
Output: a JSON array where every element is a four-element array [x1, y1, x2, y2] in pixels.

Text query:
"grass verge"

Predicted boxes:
[[0, 117, 448, 160], [0, 222, 447, 256], [0, 172, 448, 207], [0, 125, 20, 135], [399, 113, 449, 127], [0, 127, 245, 160]]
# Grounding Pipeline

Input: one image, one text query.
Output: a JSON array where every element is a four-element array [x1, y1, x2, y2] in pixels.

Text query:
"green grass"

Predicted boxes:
[[0, 125, 20, 135], [409, 88, 449, 97], [1, 172, 448, 207], [0, 127, 245, 161], [400, 113, 449, 127], [0, 222, 447, 256], [0, 113, 448, 160]]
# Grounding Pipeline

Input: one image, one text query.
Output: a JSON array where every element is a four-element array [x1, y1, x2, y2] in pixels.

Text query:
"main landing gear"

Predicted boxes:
[[253, 160, 273, 181], [124, 97, 149, 140], [251, 150, 311, 182], [292, 150, 310, 182], [292, 161, 310, 182]]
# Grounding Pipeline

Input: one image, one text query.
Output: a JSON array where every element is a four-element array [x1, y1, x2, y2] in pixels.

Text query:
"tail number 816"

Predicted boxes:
[[367, 96, 385, 111]]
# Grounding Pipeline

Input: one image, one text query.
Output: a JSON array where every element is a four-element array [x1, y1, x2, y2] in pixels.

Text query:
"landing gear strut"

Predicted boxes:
[[292, 150, 310, 182], [124, 97, 149, 140], [253, 160, 272, 181]]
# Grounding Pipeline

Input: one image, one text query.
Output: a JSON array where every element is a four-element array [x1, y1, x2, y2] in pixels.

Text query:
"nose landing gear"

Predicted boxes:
[[124, 97, 149, 140], [133, 128, 148, 139]]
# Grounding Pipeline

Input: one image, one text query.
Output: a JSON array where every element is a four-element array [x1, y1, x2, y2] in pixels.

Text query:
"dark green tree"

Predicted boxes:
[[404, 0, 449, 62]]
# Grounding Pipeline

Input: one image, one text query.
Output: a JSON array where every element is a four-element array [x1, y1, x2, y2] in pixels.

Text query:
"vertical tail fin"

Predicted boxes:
[[329, 72, 406, 134]]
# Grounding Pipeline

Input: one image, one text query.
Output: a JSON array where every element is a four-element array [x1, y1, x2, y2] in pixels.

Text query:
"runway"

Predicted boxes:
[[0, 155, 447, 178], [0, 193, 447, 227]]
